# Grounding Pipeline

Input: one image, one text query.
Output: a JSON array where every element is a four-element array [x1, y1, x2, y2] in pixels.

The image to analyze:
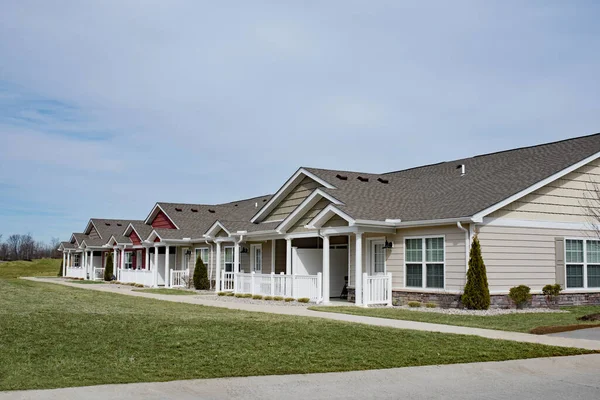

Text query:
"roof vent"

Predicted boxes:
[[191, 208, 198, 212], [255, 202, 258, 208], [234, 204, 238, 207], [357, 176, 369, 182], [105, 223, 111, 226], [175, 207, 182, 212], [456, 164, 466, 176], [208, 209, 216, 213], [116, 223, 122, 226], [336, 174, 348, 180], [263, 198, 267, 202], [377, 178, 389, 184]]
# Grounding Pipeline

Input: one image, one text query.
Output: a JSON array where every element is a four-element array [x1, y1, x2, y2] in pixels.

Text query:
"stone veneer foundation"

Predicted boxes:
[[347, 289, 600, 309]]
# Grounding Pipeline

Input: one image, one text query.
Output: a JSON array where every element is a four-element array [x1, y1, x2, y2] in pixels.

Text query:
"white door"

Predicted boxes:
[[370, 240, 386, 275]]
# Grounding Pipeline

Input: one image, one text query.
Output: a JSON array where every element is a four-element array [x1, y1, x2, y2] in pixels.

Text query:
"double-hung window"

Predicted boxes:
[[195, 248, 209, 265], [405, 237, 444, 289], [73, 254, 81, 268], [224, 247, 234, 273], [125, 252, 133, 269], [251, 244, 262, 273], [565, 239, 600, 289]]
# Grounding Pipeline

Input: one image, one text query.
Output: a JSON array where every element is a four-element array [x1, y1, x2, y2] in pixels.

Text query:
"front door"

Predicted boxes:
[[224, 247, 234, 273], [370, 240, 386, 275]]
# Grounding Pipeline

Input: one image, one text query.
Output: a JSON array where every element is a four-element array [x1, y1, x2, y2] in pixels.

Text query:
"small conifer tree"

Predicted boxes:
[[193, 255, 210, 290], [104, 252, 114, 281], [461, 235, 491, 310]]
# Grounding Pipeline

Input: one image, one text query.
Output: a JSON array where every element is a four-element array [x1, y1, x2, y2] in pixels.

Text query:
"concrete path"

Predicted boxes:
[[24, 277, 600, 351], [550, 327, 600, 341], [2, 354, 599, 400]]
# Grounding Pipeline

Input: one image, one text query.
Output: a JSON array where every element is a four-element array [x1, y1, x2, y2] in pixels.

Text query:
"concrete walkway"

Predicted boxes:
[[2, 354, 599, 399], [550, 327, 600, 341], [25, 277, 600, 351]]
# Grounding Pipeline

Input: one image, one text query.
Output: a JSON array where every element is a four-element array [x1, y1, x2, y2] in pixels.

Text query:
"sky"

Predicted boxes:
[[1, 0, 599, 243]]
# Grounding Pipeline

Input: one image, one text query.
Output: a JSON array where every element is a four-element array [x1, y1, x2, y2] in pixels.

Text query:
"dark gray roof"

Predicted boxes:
[[128, 221, 153, 241], [89, 219, 143, 245], [154, 195, 273, 240], [304, 133, 600, 222], [71, 233, 87, 245], [60, 241, 76, 250]]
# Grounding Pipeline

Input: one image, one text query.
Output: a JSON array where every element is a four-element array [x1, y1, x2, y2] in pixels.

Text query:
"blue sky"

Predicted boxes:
[[1, 0, 600, 243]]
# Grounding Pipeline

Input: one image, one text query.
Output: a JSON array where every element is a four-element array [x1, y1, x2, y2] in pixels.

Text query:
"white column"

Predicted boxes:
[[113, 247, 117, 280], [153, 246, 159, 287], [355, 233, 363, 306], [145, 247, 150, 270], [83, 250, 87, 272], [271, 239, 276, 274], [165, 245, 170, 287], [215, 242, 222, 291], [89, 250, 94, 279], [322, 235, 330, 304], [62, 252, 66, 276], [120, 247, 125, 280], [286, 238, 292, 275], [234, 242, 240, 273]]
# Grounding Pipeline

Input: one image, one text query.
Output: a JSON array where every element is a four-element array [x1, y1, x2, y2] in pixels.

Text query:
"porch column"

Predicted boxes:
[[286, 238, 292, 275], [120, 247, 125, 279], [215, 241, 222, 291], [355, 233, 363, 306], [113, 247, 117, 280], [153, 245, 159, 287], [67, 252, 71, 272], [165, 245, 170, 287], [62, 252, 66, 276], [145, 247, 150, 270], [234, 242, 240, 273], [271, 239, 276, 274], [89, 251, 94, 279], [322, 235, 330, 304], [83, 250, 87, 272]]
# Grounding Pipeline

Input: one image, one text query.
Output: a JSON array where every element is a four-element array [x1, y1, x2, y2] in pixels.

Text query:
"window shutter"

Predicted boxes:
[[555, 237, 565, 287]]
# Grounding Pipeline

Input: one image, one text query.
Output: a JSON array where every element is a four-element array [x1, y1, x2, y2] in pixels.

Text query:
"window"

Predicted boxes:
[[566, 239, 600, 289], [195, 248, 209, 265], [224, 247, 234, 273], [370, 240, 386, 274], [125, 252, 133, 269], [405, 237, 444, 289], [251, 244, 262, 273], [72, 254, 81, 268]]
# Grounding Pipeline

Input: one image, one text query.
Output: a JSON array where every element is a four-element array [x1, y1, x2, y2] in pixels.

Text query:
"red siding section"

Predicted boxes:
[[151, 210, 176, 229], [154, 237, 161, 243], [130, 231, 142, 245]]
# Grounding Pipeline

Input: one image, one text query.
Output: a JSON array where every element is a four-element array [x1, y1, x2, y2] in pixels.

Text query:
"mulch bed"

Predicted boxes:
[[530, 323, 600, 335]]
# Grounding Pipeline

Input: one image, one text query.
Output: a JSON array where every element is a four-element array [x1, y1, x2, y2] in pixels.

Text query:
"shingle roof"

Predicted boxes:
[[304, 133, 600, 222], [89, 219, 144, 245], [60, 241, 76, 250], [71, 233, 87, 245], [128, 221, 153, 241]]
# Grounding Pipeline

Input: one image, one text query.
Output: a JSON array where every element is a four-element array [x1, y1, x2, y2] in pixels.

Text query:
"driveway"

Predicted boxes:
[[549, 327, 600, 341], [1, 354, 599, 400]]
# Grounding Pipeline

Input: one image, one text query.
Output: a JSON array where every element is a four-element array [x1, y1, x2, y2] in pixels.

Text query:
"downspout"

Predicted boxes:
[[457, 222, 469, 274]]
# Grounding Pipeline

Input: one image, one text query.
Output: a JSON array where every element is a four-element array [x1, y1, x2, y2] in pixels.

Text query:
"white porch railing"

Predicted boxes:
[[170, 269, 189, 288], [221, 271, 235, 292], [119, 269, 153, 287], [233, 272, 322, 303], [66, 267, 86, 279], [362, 272, 393, 306], [93, 267, 105, 281]]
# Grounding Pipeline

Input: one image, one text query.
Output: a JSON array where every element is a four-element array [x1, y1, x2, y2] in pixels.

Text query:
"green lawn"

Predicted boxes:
[[309, 305, 600, 333], [132, 288, 197, 295], [0, 258, 61, 279], [0, 280, 593, 391]]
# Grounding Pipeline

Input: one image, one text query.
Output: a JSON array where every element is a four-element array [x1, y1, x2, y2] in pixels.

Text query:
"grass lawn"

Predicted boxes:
[[132, 288, 197, 295], [0, 258, 61, 279], [309, 305, 600, 334], [0, 280, 594, 391]]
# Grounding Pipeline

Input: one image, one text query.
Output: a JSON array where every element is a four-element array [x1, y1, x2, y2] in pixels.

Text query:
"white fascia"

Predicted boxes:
[[85, 220, 103, 239], [277, 189, 343, 233], [143, 203, 180, 229], [471, 150, 600, 222], [250, 168, 336, 223], [146, 230, 162, 243], [204, 221, 231, 238], [306, 204, 355, 229]]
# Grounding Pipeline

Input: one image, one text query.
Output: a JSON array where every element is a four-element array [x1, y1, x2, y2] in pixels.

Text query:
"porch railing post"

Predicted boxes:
[[233, 272, 238, 294], [270, 272, 275, 297], [251, 271, 255, 296], [362, 273, 369, 307], [387, 272, 393, 306], [317, 272, 322, 304], [291, 273, 296, 299]]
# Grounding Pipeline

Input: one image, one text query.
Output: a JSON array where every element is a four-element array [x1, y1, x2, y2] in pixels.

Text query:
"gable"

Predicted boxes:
[[152, 210, 177, 229], [264, 177, 323, 222], [88, 226, 101, 239], [321, 214, 350, 228], [288, 198, 332, 233], [489, 159, 600, 223], [130, 230, 142, 245]]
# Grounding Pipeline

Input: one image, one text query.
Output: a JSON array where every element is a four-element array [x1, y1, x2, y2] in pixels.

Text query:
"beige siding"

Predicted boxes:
[[489, 160, 600, 222], [239, 241, 273, 273], [322, 214, 349, 228], [288, 198, 331, 233], [89, 227, 100, 239], [477, 224, 595, 292], [263, 177, 322, 222]]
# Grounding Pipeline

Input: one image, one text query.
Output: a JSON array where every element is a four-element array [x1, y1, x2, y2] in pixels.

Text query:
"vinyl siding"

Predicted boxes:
[[239, 241, 273, 273], [477, 224, 596, 293], [130, 231, 142, 246], [322, 214, 349, 228], [263, 177, 322, 222], [88, 227, 101, 239], [152, 210, 177, 229], [288, 198, 331, 233], [489, 160, 600, 222]]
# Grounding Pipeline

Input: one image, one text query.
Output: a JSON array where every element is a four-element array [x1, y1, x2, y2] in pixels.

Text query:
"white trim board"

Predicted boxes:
[[143, 203, 181, 229], [307, 204, 355, 229], [481, 217, 598, 231], [276, 189, 343, 233]]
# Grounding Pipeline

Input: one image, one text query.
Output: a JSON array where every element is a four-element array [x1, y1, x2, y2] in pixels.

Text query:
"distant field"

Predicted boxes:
[[0, 259, 61, 279]]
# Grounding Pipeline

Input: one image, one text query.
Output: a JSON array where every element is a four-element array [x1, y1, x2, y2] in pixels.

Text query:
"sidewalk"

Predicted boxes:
[[24, 277, 600, 351]]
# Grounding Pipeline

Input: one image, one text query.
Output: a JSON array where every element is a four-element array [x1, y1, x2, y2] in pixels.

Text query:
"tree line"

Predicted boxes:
[[0, 234, 61, 261]]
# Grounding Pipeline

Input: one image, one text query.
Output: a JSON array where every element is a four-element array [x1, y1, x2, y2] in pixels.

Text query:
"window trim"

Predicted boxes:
[[72, 254, 81, 268], [124, 252, 133, 270], [136, 250, 143, 269], [564, 237, 600, 290], [195, 247, 210, 265], [366, 237, 387, 275], [250, 244, 263, 273], [403, 235, 446, 290], [224, 246, 234, 273]]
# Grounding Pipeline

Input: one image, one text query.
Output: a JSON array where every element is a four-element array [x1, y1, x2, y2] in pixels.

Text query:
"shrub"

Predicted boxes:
[[234, 293, 244, 298], [104, 252, 114, 281], [134, 283, 144, 288], [392, 298, 400, 307], [462, 236, 491, 310], [408, 301, 422, 308], [273, 296, 284, 301], [542, 284, 562, 297], [242, 293, 253, 298], [57, 259, 64, 277], [284, 297, 294, 302], [252, 295, 263, 300], [225, 292, 235, 296], [264, 296, 274, 300], [217, 292, 226, 296], [297, 298, 310, 303], [193, 255, 210, 290], [425, 302, 437, 308], [509, 285, 532, 309]]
